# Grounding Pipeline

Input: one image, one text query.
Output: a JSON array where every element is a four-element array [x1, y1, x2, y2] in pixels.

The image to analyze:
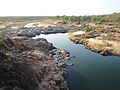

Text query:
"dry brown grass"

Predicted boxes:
[[87, 38, 120, 55]]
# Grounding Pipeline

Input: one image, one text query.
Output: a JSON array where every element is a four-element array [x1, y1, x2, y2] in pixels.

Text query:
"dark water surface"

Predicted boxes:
[[34, 33, 120, 90]]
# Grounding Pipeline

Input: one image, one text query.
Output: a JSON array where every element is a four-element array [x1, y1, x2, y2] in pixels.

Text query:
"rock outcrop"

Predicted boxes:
[[49, 49, 75, 61], [0, 36, 69, 90], [17, 26, 81, 37]]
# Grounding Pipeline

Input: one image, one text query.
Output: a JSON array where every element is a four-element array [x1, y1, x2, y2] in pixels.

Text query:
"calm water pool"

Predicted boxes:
[[34, 33, 120, 90]]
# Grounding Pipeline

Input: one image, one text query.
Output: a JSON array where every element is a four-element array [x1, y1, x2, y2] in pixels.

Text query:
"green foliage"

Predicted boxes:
[[99, 29, 105, 33], [0, 39, 7, 50], [105, 22, 114, 26], [56, 15, 60, 19], [55, 12, 120, 25], [84, 27, 93, 32], [76, 21, 81, 24], [111, 29, 117, 32], [91, 17, 100, 22]]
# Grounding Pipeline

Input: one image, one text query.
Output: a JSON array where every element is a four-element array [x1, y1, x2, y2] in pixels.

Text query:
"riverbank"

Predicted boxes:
[[0, 35, 71, 90], [0, 18, 79, 90], [0, 17, 82, 37], [69, 30, 120, 57], [0, 16, 120, 90], [31, 32, 120, 90], [0, 24, 81, 37]]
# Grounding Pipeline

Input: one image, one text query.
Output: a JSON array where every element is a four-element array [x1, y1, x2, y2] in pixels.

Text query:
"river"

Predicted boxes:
[[34, 33, 120, 90]]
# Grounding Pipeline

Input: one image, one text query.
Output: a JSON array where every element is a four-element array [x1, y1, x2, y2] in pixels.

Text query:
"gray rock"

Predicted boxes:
[[67, 63, 74, 66]]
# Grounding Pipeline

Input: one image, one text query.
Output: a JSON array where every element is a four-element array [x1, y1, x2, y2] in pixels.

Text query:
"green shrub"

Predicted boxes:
[[84, 27, 93, 32], [106, 23, 114, 26], [99, 29, 104, 33], [0, 39, 7, 50], [76, 21, 81, 25], [111, 29, 117, 32]]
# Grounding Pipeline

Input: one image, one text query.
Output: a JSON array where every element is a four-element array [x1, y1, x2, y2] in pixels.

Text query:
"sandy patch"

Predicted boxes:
[[36, 23, 55, 27], [72, 31, 85, 35], [24, 23, 36, 28], [0, 24, 6, 30], [11, 27, 19, 29]]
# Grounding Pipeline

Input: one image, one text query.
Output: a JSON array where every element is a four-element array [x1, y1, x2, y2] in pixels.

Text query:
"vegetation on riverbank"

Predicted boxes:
[[55, 12, 120, 26], [0, 36, 7, 49], [0, 12, 120, 90], [69, 29, 120, 56], [65, 12, 120, 56]]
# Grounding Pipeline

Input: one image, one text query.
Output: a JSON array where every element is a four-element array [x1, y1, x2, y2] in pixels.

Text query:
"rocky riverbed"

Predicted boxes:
[[17, 26, 81, 37], [0, 35, 73, 90], [0, 25, 81, 37], [0, 20, 79, 90]]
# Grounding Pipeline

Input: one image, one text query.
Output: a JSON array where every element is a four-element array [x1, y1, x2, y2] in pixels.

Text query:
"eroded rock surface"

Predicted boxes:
[[0, 36, 68, 90], [17, 26, 81, 37]]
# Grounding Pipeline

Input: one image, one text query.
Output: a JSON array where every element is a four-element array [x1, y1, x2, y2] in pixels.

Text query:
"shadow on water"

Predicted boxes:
[[66, 67, 91, 90]]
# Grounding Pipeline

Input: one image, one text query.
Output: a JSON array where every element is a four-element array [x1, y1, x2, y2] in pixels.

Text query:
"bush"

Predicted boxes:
[[0, 36, 7, 50], [84, 27, 93, 32], [76, 21, 81, 25], [111, 29, 117, 32], [0, 38, 7, 50], [99, 29, 104, 33]]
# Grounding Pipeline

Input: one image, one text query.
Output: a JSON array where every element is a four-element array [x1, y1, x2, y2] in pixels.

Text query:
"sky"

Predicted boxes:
[[0, 0, 120, 16]]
